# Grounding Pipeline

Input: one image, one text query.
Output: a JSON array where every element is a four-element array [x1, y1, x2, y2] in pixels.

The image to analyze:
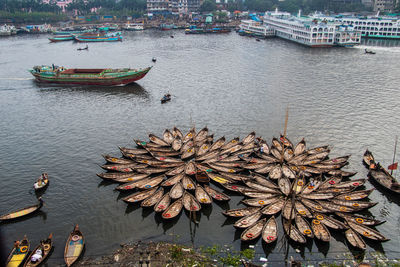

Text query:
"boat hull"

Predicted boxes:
[[30, 67, 151, 86]]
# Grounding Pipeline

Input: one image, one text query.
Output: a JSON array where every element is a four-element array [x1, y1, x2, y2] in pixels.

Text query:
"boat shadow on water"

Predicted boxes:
[[34, 81, 150, 98], [368, 176, 400, 206]]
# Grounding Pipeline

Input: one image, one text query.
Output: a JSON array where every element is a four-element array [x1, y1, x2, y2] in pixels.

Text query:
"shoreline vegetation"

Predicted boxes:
[[73, 241, 400, 267]]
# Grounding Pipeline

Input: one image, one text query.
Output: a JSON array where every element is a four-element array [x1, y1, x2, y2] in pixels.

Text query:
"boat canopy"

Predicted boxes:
[[62, 69, 105, 74]]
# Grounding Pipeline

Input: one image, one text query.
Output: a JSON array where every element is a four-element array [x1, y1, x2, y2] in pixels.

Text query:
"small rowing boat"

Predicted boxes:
[[0, 198, 43, 221], [64, 224, 84, 267], [6, 235, 30, 267], [34, 173, 49, 191], [24, 233, 53, 267]]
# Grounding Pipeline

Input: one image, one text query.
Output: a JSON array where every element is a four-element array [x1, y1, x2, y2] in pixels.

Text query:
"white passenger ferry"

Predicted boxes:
[[313, 14, 400, 39], [263, 9, 361, 47], [238, 20, 275, 38]]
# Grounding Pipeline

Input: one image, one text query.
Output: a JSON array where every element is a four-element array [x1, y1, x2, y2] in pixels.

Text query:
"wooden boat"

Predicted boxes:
[[6, 235, 30, 267], [327, 170, 357, 177], [149, 133, 169, 146], [75, 35, 122, 42], [316, 200, 356, 213], [182, 128, 195, 143], [196, 143, 211, 157], [196, 150, 220, 162], [288, 154, 308, 165], [242, 132, 255, 145], [181, 147, 196, 159], [369, 166, 400, 194], [162, 198, 183, 219], [181, 175, 196, 190], [220, 143, 243, 156], [206, 172, 233, 184], [271, 137, 283, 152], [243, 181, 279, 194], [262, 216, 278, 243], [208, 136, 225, 151], [207, 163, 239, 173], [313, 213, 347, 230], [241, 196, 280, 207], [282, 200, 296, 220], [335, 212, 385, 226], [195, 170, 210, 183], [100, 163, 143, 172], [294, 139, 306, 156], [118, 147, 148, 155], [220, 137, 240, 150], [282, 218, 306, 243], [103, 154, 134, 164], [222, 207, 260, 217], [97, 172, 148, 182], [301, 192, 335, 200], [161, 94, 171, 103], [301, 179, 322, 194], [116, 177, 149, 190], [134, 139, 161, 148], [169, 182, 184, 199], [250, 173, 279, 188], [311, 162, 347, 170], [182, 192, 201, 212], [300, 198, 331, 213], [255, 153, 280, 163], [344, 227, 366, 250], [347, 221, 388, 241], [34, 173, 49, 191], [64, 224, 84, 267], [295, 214, 314, 238], [307, 146, 329, 155], [195, 127, 208, 141], [294, 200, 312, 218], [278, 176, 291, 196], [283, 148, 294, 162], [365, 49, 376, 54], [154, 193, 171, 212], [122, 187, 157, 203], [269, 165, 283, 180], [165, 165, 185, 176], [239, 189, 278, 199], [311, 219, 331, 242], [195, 185, 212, 204], [184, 162, 196, 176], [234, 211, 262, 228], [0, 198, 43, 221], [150, 151, 181, 158], [258, 140, 270, 155], [282, 165, 296, 179], [280, 135, 293, 148], [270, 148, 283, 161], [30, 65, 152, 86], [363, 149, 375, 167], [215, 161, 243, 169], [320, 155, 350, 165], [48, 34, 74, 42], [136, 175, 165, 190], [202, 185, 228, 201], [172, 136, 182, 151], [331, 199, 377, 210], [318, 176, 343, 190], [242, 141, 257, 151], [161, 173, 184, 187], [241, 218, 266, 241], [141, 188, 165, 207], [260, 198, 285, 215], [137, 167, 170, 175], [24, 233, 53, 267], [334, 179, 366, 189]]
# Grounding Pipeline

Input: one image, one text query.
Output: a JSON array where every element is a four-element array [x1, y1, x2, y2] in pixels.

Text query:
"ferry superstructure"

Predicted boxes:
[[238, 20, 275, 38], [313, 15, 400, 39], [263, 10, 361, 47]]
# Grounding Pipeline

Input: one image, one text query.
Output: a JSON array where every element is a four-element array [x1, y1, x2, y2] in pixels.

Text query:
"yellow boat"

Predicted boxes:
[[6, 235, 30, 267]]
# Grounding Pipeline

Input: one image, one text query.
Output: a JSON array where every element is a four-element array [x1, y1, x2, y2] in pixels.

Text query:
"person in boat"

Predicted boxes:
[[30, 248, 42, 263], [14, 240, 20, 252], [310, 178, 315, 187]]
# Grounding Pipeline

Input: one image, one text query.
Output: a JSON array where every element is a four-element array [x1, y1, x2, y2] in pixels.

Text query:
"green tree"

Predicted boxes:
[[200, 0, 217, 12]]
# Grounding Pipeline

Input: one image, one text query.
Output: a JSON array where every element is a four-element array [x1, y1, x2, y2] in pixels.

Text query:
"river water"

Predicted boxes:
[[1, 30, 400, 265]]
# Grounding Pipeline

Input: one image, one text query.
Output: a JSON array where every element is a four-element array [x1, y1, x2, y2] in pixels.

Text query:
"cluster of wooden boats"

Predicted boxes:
[[99, 127, 388, 250], [5, 225, 84, 267], [363, 149, 400, 194]]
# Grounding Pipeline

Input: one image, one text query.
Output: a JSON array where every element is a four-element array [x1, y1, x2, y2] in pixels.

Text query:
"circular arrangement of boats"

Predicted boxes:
[[99, 127, 388, 250]]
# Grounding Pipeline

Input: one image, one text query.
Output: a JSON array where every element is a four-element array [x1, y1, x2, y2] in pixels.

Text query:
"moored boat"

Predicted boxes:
[[29, 65, 151, 86], [48, 34, 74, 42], [369, 164, 400, 194], [64, 224, 84, 267], [24, 233, 53, 267], [241, 218, 266, 241], [6, 235, 30, 267]]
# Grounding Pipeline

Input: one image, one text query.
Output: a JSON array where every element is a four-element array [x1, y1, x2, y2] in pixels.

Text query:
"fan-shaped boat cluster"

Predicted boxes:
[[98, 128, 387, 250]]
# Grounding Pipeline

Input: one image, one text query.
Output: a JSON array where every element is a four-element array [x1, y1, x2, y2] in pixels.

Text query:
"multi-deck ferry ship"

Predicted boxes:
[[262, 10, 361, 47], [238, 20, 275, 38], [312, 13, 400, 39]]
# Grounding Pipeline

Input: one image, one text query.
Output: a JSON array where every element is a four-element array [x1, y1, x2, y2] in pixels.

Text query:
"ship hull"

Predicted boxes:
[[30, 67, 151, 86]]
